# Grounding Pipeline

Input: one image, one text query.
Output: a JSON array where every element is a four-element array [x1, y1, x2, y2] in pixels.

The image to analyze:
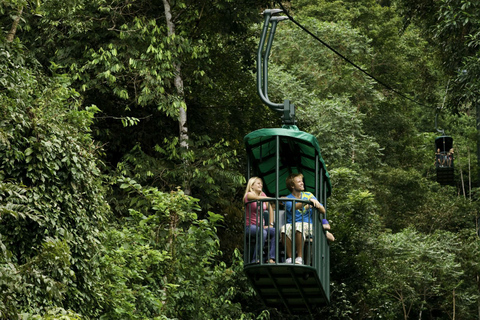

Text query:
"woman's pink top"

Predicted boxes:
[[245, 192, 267, 226]]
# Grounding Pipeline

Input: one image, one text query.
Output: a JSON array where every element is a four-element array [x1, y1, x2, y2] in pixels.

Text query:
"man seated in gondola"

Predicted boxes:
[[280, 173, 334, 265]]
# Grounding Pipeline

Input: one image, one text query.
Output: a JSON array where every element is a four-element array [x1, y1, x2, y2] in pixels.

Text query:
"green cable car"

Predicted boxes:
[[243, 126, 332, 314], [434, 112, 454, 185], [435, 135, 454, 185], [242, 9, 332, 314]]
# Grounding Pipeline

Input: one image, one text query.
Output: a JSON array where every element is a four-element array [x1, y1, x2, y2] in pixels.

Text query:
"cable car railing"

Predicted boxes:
[[244, 198, 328, 268]]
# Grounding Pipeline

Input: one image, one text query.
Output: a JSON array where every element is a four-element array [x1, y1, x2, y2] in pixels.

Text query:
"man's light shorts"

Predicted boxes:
[[281, 222, 313, 241]]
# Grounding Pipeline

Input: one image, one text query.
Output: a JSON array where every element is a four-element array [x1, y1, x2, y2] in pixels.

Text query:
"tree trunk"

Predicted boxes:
[[468, 148, 471, 199], [162, 0, 191, 195], [478, 294, 480, 320], [6, 6, 23, 42], [452, 288, 456, 320], [351, 133, 356, 163], [477, 275, 480, 319], [476, 101, 480, 184], [418, 291, 426, 320], [398, 293, 408, 320], [459, 154, 466, 198]]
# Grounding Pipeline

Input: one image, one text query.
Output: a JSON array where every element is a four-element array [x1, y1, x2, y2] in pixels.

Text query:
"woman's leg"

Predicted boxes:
[[245, 225, 261, 262], [265, 227, 276, 261]]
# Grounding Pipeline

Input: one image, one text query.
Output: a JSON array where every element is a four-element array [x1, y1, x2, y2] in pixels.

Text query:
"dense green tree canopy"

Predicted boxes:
[[2, 0, 480, 319]]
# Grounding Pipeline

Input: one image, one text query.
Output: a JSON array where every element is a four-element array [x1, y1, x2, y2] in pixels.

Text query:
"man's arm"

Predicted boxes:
[[309, 198, 325, 214]]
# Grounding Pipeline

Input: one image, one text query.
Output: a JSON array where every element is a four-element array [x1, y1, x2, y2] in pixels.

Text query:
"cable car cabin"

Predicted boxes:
[[243, 125, 332, 315], [434, 135, 454, 186]]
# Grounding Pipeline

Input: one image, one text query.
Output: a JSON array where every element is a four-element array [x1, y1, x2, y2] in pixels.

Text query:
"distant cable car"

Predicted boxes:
[[435, 135, 454, 185], [434, 111, 454, 186], [243, 9, 332, 315]]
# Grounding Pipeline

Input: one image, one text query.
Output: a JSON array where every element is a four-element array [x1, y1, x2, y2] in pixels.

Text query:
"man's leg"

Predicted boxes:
[[295, 231, 303, 258], [281, 232, 292, 258]]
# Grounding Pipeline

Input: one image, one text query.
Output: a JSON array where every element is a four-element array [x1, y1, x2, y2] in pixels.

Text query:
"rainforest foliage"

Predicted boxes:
[[2, 0, 480, 319]]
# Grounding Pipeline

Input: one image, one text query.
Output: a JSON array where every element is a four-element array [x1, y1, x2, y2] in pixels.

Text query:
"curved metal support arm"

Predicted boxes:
[[256, 9, 295, 125], [435, 112, 445, 135], [263, 16, 289, 105], [257, 11, 283, 110]]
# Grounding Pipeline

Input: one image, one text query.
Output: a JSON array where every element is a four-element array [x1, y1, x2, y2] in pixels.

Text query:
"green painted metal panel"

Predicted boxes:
[[244, 125, 331, 198]]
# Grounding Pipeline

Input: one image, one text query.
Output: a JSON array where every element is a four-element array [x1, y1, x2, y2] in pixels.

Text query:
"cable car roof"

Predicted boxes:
[[244, 125, 331, 197], [435, 135, 453, 151], [435, 135, 453, 141]]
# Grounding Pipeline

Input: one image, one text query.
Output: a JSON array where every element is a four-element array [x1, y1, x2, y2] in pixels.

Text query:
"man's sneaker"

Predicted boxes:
[[285, 258, 292, 263], [295, 257, 303, 265]]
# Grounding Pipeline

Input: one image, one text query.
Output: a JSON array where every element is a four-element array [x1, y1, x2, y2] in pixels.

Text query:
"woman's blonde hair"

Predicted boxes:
[[243, 177, 261, 200]]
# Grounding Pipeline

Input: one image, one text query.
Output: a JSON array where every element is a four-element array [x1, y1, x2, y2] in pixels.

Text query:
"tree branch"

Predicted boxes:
[[6, 6, 23, 42]]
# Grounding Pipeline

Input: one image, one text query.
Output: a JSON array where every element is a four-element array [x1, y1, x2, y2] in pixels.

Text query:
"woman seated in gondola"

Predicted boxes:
[[244, 177, 276, 263]]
